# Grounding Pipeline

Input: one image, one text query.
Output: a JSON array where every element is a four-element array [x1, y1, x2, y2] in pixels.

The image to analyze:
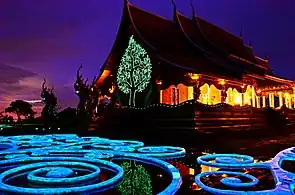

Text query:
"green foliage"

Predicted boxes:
[[5, 100, 35, 122], [117, 35, 152, 106], [118, 161, 152, 195]]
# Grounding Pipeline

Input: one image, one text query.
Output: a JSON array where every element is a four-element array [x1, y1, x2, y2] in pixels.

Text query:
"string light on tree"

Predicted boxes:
[[116, 35, 152, 106]]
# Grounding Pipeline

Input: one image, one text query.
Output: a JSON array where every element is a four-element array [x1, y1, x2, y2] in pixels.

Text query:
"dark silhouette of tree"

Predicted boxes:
[[41, 79, 58, 124], [74, 64, 101, 122], [56, 107, 77, 132], [0, 112, 14, 123], [5, 100, 35, 122]]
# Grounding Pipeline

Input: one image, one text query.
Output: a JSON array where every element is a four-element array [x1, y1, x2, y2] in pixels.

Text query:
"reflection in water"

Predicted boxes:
[[0, 134, 294, 194], [167, 150, 275, 194], [118, 160, 152, 195]]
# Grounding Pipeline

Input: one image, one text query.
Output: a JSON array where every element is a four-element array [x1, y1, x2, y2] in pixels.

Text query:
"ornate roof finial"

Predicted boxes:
[[171, 0, 177, 21], [240, 27, 243, 38], [171, 0, 176, 11], [190, 0, 196, 19]]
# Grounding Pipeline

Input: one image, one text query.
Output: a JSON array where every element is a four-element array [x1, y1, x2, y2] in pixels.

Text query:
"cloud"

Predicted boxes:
[[0, 64, 43, 111]]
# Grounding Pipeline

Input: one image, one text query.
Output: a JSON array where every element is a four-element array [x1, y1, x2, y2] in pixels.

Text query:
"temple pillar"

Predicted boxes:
[[269, 93, 275, 108], [251, 86, 256, 107], [279, 92, 283, 107], [160, 90, 163, 103], [193, 82, 200, 101], [221, 86, 226, 104], [256, 96, 260, 108], [207, 86, 211, 104], [187, 86, 194, 100], [262, 96, 266, 108], [271, 93, 275, 107]]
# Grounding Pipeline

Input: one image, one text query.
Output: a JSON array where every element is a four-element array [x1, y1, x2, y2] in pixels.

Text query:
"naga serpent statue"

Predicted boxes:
[[74, 64, 101, 122], [41, 79, 58, 124]]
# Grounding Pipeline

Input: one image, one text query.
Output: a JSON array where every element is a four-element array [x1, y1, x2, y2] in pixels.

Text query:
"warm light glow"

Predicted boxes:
[[279, 92, 283, 107], [188, 86, 194, 100], [244, 86, 253, 106], [96, 70, 111, 88], [233, 89, 242, 105], [156, 80, 163, 85], [189, 73, 199, 80], [109, 86, 115, 94], [160, 90, 163, 104], [199, 84, 221, 105], [199, 84, 209, 104], [177, 84, 188, 104], [219, 79, 226, 85], [209, 85, 221, 105]]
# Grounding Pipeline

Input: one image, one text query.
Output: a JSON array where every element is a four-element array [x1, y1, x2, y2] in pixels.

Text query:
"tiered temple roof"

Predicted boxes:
[[96, 0, 294, 88]]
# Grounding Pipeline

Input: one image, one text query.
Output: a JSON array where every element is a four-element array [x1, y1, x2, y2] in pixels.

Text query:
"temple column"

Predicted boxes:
[[256, 96, 260, 108], [271, 93, 275, 107], [269, 93, 274, 108], [221, 87, 226, 104], [262, 96, 266, 108], [279, 92, 283, 107], [187, 86, 194, 100], [251, 86, 256, 107], [207, 86, 211, 105]]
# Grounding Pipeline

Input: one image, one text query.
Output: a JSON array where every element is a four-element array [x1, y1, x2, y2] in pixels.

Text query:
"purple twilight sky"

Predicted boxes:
[[1, 0, 295, 112]]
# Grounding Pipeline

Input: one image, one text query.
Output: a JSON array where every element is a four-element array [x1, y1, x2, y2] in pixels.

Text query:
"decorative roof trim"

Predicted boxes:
[[229, 54, 268, 70], [265, 75, 294, 84]]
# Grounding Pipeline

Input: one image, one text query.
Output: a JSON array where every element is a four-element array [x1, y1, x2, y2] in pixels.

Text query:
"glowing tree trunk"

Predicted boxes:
[[117, 35, 152, 107]]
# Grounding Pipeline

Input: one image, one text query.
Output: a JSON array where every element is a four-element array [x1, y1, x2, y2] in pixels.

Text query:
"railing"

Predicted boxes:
[[102, 100, 288, 137]]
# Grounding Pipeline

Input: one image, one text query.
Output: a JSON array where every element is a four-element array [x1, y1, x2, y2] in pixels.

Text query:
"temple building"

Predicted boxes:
[[96, 0, 295, 109]]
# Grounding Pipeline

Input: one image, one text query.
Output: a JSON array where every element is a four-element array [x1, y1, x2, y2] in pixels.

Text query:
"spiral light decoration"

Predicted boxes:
[[195, 148, 295, 194], [0, 134, 184, 195]]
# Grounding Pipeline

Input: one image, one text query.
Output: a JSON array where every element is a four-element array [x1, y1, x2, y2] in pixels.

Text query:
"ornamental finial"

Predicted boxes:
[[240, 27, 243, 38], [171, 0, 176, 10], [190, 0, 196, 19]]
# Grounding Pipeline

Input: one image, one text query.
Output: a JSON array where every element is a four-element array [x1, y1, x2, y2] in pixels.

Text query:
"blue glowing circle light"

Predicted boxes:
[[195, 148, 295, 194], [0, 134, 184, 195]]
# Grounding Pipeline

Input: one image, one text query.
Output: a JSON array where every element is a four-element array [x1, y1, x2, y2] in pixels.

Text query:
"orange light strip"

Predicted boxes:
[[246, 73, 265, 80], [95, 70, 111, 87], [229, 54, 268, 70], [265, 75, 294, 84]]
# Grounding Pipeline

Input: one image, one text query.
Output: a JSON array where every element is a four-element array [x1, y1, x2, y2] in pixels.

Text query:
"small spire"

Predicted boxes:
[[190, 0, 196, 19], [249, 40, 252, 47], [171, 0, 176, 10], [240, 28, 243, 38], [265, 56, 269, 61], [171, 0, 177, 21]]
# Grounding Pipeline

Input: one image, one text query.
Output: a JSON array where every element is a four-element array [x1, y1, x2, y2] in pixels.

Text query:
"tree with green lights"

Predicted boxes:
[[116, 35, 152, 107], [118, 161, 152, 195]]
